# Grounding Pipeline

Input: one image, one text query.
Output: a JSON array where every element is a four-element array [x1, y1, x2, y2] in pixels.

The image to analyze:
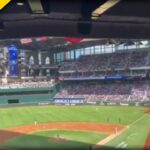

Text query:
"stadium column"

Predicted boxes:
[[0, 46, 6, 77], [50, 48, 54, 65], [38, 50, 42, 65], [51, 50, 57, 77], [74, 49, 76, 60], [1, 47, 9, 78], [18, 53, 22, 77]]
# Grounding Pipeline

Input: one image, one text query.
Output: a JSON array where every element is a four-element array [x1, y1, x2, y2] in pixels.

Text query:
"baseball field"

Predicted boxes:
[[0, 105, 149, 150]]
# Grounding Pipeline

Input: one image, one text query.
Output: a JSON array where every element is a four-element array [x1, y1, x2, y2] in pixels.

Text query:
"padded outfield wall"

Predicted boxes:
[[0, 84, 60, 105]]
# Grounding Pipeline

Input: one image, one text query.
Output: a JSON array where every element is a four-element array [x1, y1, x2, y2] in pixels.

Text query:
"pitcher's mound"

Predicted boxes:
[[48, 138, 66, 143]]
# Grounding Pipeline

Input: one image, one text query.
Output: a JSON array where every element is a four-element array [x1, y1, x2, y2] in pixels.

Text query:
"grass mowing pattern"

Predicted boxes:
[[0, 106, 145, 129], [0, 105, 148, 150], [1, 130, 107, 150]]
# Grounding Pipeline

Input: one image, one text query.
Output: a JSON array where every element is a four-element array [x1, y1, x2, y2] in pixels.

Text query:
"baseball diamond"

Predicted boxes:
[[0, 106, 149, 150]]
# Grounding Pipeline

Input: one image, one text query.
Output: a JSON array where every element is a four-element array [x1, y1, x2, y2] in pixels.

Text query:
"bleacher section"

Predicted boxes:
[[55, 81, 150, 102], [56, 48, 150, 105], [59, 49, 150, 74]]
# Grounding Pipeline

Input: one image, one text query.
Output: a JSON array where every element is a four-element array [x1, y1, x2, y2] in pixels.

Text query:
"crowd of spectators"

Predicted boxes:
[[59, 61, 78, 72], [129, 50, 149, 67], [0, 81, 54, 89], [145, 86, 150, 101], [55, 81, 150, 102], [59, 49, 150, 73], [129, 82, 147, 101]]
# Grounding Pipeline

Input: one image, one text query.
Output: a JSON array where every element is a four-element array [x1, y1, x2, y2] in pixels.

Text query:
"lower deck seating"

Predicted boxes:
[[55, 81, 150, 102]]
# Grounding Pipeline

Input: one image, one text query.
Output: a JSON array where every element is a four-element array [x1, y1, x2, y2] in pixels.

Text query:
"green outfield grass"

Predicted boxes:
[[1, 130, 107, 150], [0, 106, 145, 128], [103, 114, 150, 150], [0, 105, 149, 150]]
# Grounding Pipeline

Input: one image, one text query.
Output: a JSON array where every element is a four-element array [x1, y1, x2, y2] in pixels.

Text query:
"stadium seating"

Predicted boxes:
[[55, 81, 150, 102], [129, 50, 149, 67], [0, 81, 54, 89], [59, 49, 150, 74]]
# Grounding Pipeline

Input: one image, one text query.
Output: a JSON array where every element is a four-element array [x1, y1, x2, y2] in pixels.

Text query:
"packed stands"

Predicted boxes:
[[59, 62, 78, 72], [108, 52, 130, 69], [59, 49, 150, 74], [57, 48, 150, 103], [55, 81, 150, 102], [0, 81, 54, 89], [129, 82, 147, 101], [129, 50, 149, 67]]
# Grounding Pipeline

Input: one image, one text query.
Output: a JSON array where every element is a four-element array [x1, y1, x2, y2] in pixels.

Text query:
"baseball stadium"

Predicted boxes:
[[0, 0, 150, 150]]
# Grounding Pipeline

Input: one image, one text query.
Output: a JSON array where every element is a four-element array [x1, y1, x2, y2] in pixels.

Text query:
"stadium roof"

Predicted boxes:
[[0, 37, 147, 52], [1, 0, 150, 39], [0, 37, 110, 51]]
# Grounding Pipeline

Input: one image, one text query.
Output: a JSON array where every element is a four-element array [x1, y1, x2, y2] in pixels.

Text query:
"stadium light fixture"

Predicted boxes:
[[27, 0, 44, 14], [17, 2, 24, 6], [91, 0, 121, 19]]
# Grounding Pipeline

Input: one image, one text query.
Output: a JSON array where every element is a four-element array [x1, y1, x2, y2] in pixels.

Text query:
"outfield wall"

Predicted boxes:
[[94, 101, 150, 107], [0, 84, 60, 105]]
